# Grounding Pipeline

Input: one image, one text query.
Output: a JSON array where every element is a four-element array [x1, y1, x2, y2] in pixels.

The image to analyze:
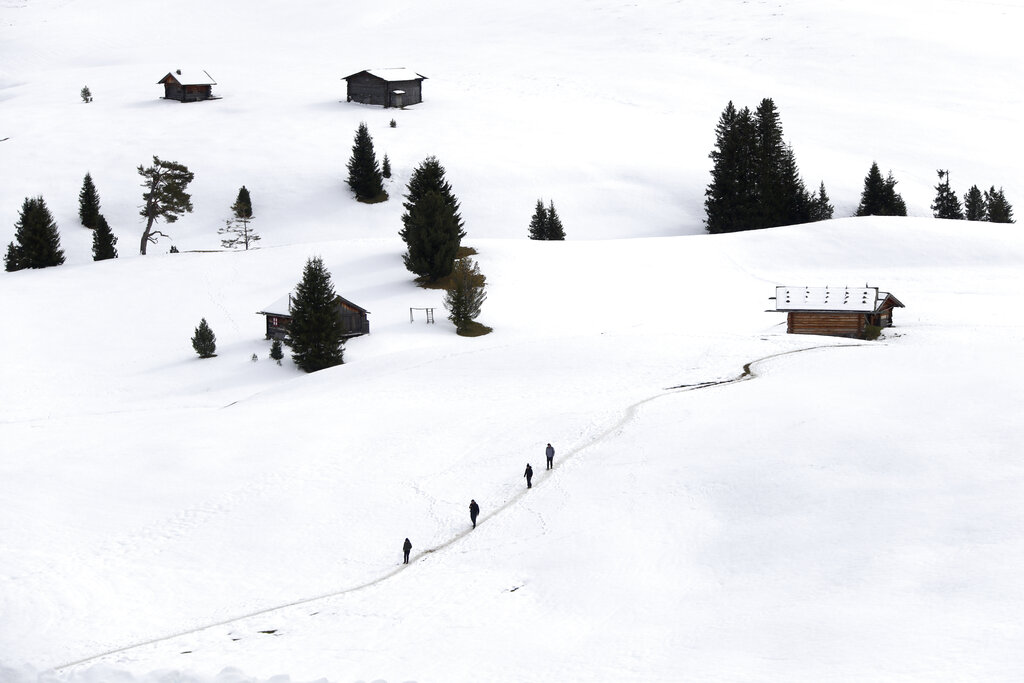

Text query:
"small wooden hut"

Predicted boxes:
[[343, 68, 426, 108], [257, 293, 370, 341], [769, 286, 904, 339], [157, 69, 217, 102]]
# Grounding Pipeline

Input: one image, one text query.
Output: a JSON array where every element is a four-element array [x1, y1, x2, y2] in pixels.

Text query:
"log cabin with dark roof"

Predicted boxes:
[[257, 293, 370, 341], [343, 68, 426, 108], [768, 285, 904, 339], [157, 69, 218, 102]]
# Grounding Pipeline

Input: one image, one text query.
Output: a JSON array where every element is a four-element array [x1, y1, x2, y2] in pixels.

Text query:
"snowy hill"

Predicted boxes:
[[2, 1, 1024, 682]]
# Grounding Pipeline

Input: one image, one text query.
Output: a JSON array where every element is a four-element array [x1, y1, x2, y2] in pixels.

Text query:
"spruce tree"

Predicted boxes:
[[984, 186, 1015, 223], [91, 214, 118, 261], [444, 257, 488, 334], [191, 318, 217, 358], [288, 256, 345, 372], [138, 156, 194, 255], [269, 339, 284, 364], [808, 181, 834, 222], [752, 98, 790, 228], [382, 154, 392, 179], [705, 102, 757, 233], [856, 163, 906, 217], [931, 170, 964, 219], [545, 200, 566, 240], [964, 185, 986, 221], [346, 122, 386, 202], [400, 157, 466, 282], [5, 196, 65, 271], [232, 185, 253, 219], [528, 200, 548, 240], [78, 172, 102, 229], [80, 86, 92, 103]]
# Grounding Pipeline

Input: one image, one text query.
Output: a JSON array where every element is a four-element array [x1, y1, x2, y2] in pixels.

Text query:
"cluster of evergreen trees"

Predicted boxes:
[[855, 162, 907, 217], [931, 170, 1014, 223], [705, 98, 832, 233], [528, 200, 565, 240]]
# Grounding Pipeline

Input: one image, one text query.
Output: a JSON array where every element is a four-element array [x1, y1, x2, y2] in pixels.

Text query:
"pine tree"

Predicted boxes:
[[288, 256, 345, 372], [528, 200, 548, 240], [346, 122, 386, 202], [232, 185, 253, 220], [808, 181, 834, 222], [91, 214, 118, 261], [752, 98, 790, 228], [80, 86, 92, 103], [382, 154, 392, 179], [856, 162, 906, 217], [984, 186, 1015, 223], [4, 196, 65, 271], [545, 200, 566, 240], [444, 257, 487, 334], [269, 339, 284, 364], [400, 157, 466, 282], [191, 318, 217, 358], [705, 102, 758, 233], [931, 170, 964, 219], [964, 185, 986, 221], [219, 217, 260, 250], [138, 156, 194, 255], [78, 172, 102, 229]]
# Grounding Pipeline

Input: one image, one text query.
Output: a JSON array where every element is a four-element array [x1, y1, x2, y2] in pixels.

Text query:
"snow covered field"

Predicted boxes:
[[2, 1, 1023, 681]]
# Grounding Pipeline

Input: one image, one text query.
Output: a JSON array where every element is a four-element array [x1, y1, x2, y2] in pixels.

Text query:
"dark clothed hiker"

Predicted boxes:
[[545, 443, 555, 470], [403, 538, 412, 564], [524, 463, 534, 488], [470, 499, 480, 528]]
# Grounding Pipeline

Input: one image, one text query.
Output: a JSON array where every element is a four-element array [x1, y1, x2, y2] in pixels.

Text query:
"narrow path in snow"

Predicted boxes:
[[53, 341, 861, 673]]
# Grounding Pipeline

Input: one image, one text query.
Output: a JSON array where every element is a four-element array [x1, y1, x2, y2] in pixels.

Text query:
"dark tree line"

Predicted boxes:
[[932, 170, 1014, 223], [705, 98, 832, 233]]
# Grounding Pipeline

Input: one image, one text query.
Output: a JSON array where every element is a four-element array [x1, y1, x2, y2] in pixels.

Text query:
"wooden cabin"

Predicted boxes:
[[769, 286, 904, 339], [343, 68, 426, 108], [257, 293, 370, 341], [157, 69, 217, 102]]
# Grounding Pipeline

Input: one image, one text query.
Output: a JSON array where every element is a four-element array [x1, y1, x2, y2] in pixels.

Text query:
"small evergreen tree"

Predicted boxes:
[[78, 172, 102, 229], [984, 186, 1015, 223], [346, 122, 386, 202], [169, 245, 180, 253], [80, 86, 92, 103], [289, 256, 345, 372], [545, 200, 566, 240], [232, 185, 253, 220], [382, 154, 392, 179], [4, 196, 65, 271], [91, 214, 118, 261], [444, 257, 487, 334], [191, 318, 217, 358], [856, 162, 907, 217], [964, 185, 986, 221], [528, 200, 547, 240], [808, 181, 834, 222], [931, 170, 964, 219], [400, 157, 466, 282], [269, 339, 284, 364], [138, 156, 194, 255]]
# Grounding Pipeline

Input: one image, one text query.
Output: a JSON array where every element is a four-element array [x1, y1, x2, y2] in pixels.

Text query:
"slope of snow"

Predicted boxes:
[[1, 0, 1023, 681]]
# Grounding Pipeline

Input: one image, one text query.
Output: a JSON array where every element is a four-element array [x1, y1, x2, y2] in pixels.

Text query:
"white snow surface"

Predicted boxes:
[[2, 1, 1024, 682]]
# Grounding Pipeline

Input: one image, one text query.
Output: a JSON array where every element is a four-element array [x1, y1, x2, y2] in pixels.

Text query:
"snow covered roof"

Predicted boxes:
[[343, 68, 427, 82], [772, 286, 889, 313], [157, 69, 217, 86], [257, 293, 292, 316]]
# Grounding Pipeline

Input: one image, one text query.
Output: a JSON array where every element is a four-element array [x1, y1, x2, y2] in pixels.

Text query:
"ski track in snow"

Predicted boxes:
[[52, 341, 861, 673]]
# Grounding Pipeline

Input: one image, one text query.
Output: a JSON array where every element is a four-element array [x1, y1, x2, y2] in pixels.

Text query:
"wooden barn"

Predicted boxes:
[[343, 68, 426, 108], [157, 69, 217, 102], [769, 286, 904, 339], [257, 293, 371, 341]]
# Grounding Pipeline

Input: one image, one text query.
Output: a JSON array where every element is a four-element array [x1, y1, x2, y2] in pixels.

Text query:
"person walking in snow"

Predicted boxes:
[[524, 463, 534, 488], [470, 499, 480, 528], [545, 443, 555, 470], [403, 537, 412, 564]]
